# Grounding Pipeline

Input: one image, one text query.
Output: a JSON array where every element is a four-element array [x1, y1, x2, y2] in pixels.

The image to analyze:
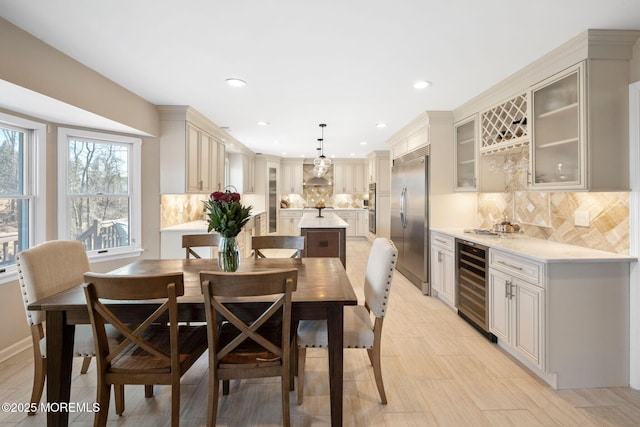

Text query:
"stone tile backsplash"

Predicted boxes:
[[161, 194, 207, 228], [478, 192, 629, 254], [280, 164, 366, 208]]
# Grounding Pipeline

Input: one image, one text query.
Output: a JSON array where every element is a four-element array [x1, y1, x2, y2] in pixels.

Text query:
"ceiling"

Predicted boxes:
[[1, 1, 640, 158]]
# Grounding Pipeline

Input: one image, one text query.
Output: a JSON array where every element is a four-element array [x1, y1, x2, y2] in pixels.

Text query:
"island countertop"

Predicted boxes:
[[298, 212, 349, 229]]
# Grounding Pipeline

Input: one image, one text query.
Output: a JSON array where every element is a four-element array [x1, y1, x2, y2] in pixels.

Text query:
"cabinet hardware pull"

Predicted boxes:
[[505, 280, 511, 298], [435, 239, 447, 244], [510, 282, 515, 300], [498, 260, 523, 270]]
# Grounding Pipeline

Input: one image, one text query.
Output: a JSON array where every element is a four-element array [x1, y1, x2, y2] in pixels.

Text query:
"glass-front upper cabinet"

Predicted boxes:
[[531, 63, 585, 189], [454, 115, 477, 191]]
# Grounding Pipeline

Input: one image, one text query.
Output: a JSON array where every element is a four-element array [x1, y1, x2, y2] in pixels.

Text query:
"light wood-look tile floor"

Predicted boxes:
[[2, 239, 640, 426]]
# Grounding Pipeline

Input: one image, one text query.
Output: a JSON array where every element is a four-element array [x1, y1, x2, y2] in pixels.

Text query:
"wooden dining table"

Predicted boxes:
[[28, 257, 357, 427]]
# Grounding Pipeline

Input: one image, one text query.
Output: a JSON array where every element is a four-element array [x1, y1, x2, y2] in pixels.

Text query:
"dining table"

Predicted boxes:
[[28, 256, 357, 427]]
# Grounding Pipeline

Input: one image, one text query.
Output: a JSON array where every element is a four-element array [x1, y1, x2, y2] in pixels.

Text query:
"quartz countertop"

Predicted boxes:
[[161, 210, 265, 232], [431, 227, 636, 263], [298, 212, 349, 229], [280, 207, 367, 210]]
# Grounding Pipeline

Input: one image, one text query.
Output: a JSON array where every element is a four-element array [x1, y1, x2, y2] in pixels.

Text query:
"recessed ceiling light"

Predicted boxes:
[[273, 140, 280, 145], [281, 152, 287, 156], [360, 141, 368, 145], [413, 80, 432, 89], [225, 78, 247, 87], [300, 154, 305, 158], [257, 121, 270, 126], [350, 152, 356, 156], [331, 154, 335, 158], [376, 122, 387, 128]]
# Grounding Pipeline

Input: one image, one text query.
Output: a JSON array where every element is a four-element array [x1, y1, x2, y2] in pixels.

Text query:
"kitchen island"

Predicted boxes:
[[298, 212, 348, 268]]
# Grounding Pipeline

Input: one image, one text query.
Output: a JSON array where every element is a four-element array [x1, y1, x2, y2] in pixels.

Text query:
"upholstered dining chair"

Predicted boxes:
[[251, 235, 305, 258], [201, 269, 298, 427], [182, 233, 219, 259], [296, 237, 398, 404], [83, 272, 208, 427], [16, 240, 123, 415]]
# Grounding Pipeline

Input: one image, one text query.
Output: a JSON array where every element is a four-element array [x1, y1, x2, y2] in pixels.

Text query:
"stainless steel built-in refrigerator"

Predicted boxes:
[[391, 146, 429, 294]]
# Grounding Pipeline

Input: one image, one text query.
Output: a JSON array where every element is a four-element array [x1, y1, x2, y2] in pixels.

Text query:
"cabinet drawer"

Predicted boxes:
[[431, 232, 455, 252], [280, 210, 303, 218], [489, 250, 544, 287]]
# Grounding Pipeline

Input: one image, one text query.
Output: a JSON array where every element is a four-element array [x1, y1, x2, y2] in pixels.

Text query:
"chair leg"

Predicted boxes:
[[281, 367, 291, 427], [367, 347, 387, 404], [28, 356, 46, 415], [207, 371, 219, 427], [80, 356, 92, 374], [171, 378, 180, 427], [114, 385, 125, 415], [222, 380, 230, 395], [296, 347, 306, 405], [145, 384, 154, 398], [95, 379, 111, 427]]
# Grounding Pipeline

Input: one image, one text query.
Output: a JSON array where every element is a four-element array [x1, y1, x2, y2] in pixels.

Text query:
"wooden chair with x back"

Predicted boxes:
[[201, 269, 298, 427], [251, 235, 305, 259], [182, 233, 219, 259], [83, 272, 208, 427]]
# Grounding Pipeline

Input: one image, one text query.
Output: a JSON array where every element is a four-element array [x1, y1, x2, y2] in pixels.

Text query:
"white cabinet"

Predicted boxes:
[[430, 232, 456, 307], [333, 162, 367, 194], [229, 153, 256, 194], [368, 151, 391, 192], [531, 64, 583, 189], [280, 161, 303, 194], [356, 210, 368, 237], [333, 210, 357, 237], [489, 249, 544, 369], [159, 106, 225, 194], [454, 115, 478, 191], [186, 123, 221, 193], [279, 209, 303, 235], [530, 59, 631, 191]]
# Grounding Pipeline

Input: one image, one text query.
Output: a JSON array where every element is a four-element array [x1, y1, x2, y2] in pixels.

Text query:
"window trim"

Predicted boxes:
[[0, 112, 46, 285], [57, 127, 142, 262]]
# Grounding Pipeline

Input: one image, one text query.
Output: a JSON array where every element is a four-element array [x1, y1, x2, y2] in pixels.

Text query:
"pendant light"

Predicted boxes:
[[304, 123, 332, 186]]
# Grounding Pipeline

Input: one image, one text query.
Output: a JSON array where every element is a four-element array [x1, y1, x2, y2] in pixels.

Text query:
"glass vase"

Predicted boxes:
[[218, 236, 240, 272]]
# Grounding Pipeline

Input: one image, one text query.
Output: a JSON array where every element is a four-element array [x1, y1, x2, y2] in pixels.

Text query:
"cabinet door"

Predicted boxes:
[[357, 211, 368, 236], [186, 124, 201, 192], [513, 279, 543, 368], [200, 133, 214, 192], [430, 247, 444, 294], [281, 163, 303, 194], [353, 163, 366, 193], [531, 64, 584, 189], [488, 268, 511, 342], [441, 250, 455, 305], [368, 157, 376, 183], [333, 164, 348, 193], [216, 141, 225, 191], [454, 116, 477, 191]]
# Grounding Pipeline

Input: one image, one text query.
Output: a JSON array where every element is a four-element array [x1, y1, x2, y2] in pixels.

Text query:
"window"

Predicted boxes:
[[58, 128, 141, 261], [0, 113, 45, 284]]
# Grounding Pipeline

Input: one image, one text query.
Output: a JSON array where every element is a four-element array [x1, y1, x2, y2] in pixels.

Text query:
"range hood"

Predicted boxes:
[[304, 176, 332, 186]]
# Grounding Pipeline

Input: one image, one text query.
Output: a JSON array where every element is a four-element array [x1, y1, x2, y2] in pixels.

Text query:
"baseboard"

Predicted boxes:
[[0, 337, 32, 364]]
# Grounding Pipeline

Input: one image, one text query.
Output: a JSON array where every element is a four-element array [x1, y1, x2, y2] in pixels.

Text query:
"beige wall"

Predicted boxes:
[[0, 20, 163, 355], [0, 18, 159, 136]]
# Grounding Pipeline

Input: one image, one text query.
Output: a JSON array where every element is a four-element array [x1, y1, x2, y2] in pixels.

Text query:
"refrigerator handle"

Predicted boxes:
[[400, 185, 407, 228]]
